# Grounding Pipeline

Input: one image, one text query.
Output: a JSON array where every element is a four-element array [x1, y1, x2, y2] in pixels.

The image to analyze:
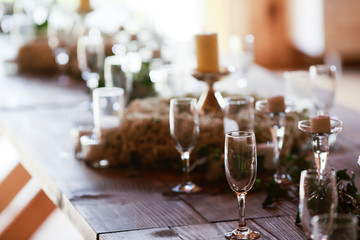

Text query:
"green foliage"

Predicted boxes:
[[336, 169, 360, 221]]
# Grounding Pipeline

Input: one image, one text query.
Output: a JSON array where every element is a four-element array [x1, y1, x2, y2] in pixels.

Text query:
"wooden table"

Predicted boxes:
[[0, 67, 359, 240]]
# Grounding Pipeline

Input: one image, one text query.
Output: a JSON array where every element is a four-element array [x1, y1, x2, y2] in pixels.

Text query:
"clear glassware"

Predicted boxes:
[[255, 99, 293, 184], [299, 169, 338, 239], [284, 70, 313, 112], [169, 97, 201, 193], [312, 213, 358, 240], [77, 29, 105, 95], [227, 34, 254, 89], [104, 55, 132, 105], [309, 65, 336, 116], [47, 6, 76, 81], [224, 131, 260, 239], [223, 96, 254, 134], [82, 87, 125, 168], [298, 118, 343, 176]]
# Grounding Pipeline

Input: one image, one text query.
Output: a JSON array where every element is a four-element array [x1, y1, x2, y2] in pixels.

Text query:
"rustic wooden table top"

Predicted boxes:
[[0, 67, 359, 240]]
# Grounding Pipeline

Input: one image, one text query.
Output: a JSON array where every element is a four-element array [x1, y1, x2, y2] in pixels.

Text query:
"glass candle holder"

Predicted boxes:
[[298, 118, 342, 176], [255, 99, 293, 184], [312, 213, 358, 240], [82, 87, 124, 168], [104, 55, 133, 105]]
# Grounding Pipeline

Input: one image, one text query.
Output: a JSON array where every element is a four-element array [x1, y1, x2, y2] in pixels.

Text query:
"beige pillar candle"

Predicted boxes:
[[77, 0, 93, 13], [311, 115, 331, 133], [195, 33, 219, 73], [267, 95, 285, 113]]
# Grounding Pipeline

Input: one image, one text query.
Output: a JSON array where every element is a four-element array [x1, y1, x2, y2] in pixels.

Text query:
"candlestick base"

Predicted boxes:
[[192, 68, 229, 115]]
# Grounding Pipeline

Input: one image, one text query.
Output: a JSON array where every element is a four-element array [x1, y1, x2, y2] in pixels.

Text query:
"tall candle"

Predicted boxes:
[[77, 0, 92, 13], [195, 33, 219, 73]]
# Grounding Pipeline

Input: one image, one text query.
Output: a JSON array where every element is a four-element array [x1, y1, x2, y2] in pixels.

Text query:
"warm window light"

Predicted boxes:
[[290, 0, 325, 56]]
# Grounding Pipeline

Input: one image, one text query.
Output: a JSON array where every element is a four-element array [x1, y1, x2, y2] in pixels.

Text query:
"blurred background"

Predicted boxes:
[[0, 0, 359, 239]]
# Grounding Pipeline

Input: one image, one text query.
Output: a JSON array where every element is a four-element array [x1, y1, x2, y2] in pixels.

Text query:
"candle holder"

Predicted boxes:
[[256, 99, 293, 184], [192, 68, 229, 114], [298, 118, 343, 176]]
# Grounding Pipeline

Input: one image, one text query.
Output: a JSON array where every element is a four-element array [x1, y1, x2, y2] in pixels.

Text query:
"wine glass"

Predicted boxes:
[[169, 97, 201, 193], [309, 65, 336, 116], [224, 130, 260, 239], [299, 169, 338, 239], [77, 29, 105, 97], [48, 6, 76, 81], [298, 118, 343, 176]]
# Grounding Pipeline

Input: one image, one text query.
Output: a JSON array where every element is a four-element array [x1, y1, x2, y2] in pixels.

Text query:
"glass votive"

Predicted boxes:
[[311, 213, 358, 240], [70, 121, 94, 160], [223, 96, 254, 134], [104, 55, 132, 104], [93, 87, 125, 140], [299, 169, 338, 239], [80, 135, 107, 168]]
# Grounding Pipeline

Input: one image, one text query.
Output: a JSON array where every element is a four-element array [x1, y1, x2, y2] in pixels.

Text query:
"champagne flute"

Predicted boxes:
[[77, 29, 105, 97], [224, 131, 260, 239], [309, 64, 336, 116], [169, 97, 201, 193]]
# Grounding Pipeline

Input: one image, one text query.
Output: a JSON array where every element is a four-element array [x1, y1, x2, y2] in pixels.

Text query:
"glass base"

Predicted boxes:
[[225, 228, 260, 239], [85, 159, 110, 168], [172, 182, 201, 193], [274, 173, 292, 185]]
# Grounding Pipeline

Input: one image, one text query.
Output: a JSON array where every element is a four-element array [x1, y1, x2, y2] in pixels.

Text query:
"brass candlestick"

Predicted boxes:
[[192, 68, 229, 115]]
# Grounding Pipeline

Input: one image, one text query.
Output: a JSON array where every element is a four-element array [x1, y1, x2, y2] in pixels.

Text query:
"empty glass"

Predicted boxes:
[[77, 29, 105, 93], [299, 169, 338, 239], [312, 213, 358, 240], [224, 131, 260, 239], [104, 55, 132, 104], [223, 96, 254, 134], [82, 87, 125, 168], [169, 97, 201, 193], [309, 65, 337, 116], [284, 70, 313, 112]]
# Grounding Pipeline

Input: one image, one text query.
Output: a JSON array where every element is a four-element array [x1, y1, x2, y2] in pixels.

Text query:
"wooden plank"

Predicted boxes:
[[0, 163, 31, 212], [253, 215, 306, 239], [0, 190, 56, 240], [70, 179, 206, 233], [179, 191, 298, 222], [100, 227, 181, 240], [170, 217, 300, 240], [0, 73, 88, 110], [0, 108, 206, 236]]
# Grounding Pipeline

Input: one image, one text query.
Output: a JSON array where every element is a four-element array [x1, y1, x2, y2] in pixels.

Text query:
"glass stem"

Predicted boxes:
[[312, 134, 329, 177], [270, 113, 285, 178], [181, 151, 191, 184], [237, 193, 248, 231]]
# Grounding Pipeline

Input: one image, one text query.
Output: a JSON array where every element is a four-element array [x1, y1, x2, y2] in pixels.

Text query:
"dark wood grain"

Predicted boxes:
[[253, 216, 306, 239], [179, 191, 297, 222], [100, 227, 181, 240]]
